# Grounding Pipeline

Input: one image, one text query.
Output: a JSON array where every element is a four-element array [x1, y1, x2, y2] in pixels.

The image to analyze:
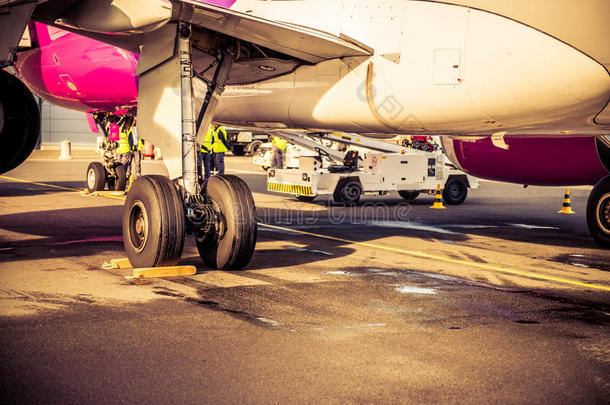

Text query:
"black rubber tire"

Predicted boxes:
[[86, 162, 106, 193], [398, 190, 420, 201], [249, 140, 263, 156], [122, 175, 185, 268], [114, 164, 127, 191], [587, 175, 610, 248], [196, 175, 257, 270], [232, 145, 246, 156], [0, 70, 40, 174], [295, 194, 317, 202], [333, 178, 362, 204], [442, 177, 468, 205]]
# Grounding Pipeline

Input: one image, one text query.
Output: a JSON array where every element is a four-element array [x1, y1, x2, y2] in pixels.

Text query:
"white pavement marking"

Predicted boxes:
[[395, 286, 436, 295], [508, 223, 560, 230], [367, 220, 458, 234]]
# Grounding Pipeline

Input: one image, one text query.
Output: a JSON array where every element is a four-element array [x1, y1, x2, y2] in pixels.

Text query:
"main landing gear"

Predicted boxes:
[[587, 175, 610, 248], [121, 23, 257, 270]]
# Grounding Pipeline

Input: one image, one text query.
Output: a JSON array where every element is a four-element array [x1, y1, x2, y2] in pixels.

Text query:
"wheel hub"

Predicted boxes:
[[87, 168, 95, 189], [596, 192, 610, 234], [449, 184, 461, 198], [129, 200, 148, 253]]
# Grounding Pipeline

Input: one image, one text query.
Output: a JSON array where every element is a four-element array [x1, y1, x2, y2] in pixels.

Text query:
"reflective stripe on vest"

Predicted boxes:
[[212, 126, 228, 153], [200, 127, 213, 154]]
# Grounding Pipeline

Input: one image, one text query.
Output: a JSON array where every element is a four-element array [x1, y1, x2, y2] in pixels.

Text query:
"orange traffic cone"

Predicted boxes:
[[557, 188, 575, 214], [430, 184, 447, 209]]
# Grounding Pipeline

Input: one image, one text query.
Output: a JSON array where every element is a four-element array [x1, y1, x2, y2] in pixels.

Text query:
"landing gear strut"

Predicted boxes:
[[587, 175, 610, 248], [122, 23, 257, 269]]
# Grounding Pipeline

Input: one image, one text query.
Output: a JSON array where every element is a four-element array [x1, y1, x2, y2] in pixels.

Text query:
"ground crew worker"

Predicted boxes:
[[199, 125, 214, 180], [116, 117, 132, 185], [130, 119, 142, 182], [212, 124, 228, 176], [271, 135, 286, 169]]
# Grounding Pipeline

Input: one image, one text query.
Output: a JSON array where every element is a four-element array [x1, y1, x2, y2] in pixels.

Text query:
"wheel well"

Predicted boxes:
[[447, 174, 469, 188]]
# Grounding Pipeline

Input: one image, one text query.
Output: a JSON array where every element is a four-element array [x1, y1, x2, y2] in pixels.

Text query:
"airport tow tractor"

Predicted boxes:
[[266, 132, 478, 204]]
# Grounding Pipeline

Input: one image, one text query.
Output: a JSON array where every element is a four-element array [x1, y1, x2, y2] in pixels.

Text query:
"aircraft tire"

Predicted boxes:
[[114, 164, 127, 191], [587, 175, 610, 248], [86, 162, 105, 193], [398, 190, 420, 201], [442, 177, 468, 205], [122, 175, 185, 268], [196, 175, 257, 270], [333, 178, 362, 204]]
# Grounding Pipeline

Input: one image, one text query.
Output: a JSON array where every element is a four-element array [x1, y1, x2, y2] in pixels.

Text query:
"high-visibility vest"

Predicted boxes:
[[137, 138, 144, 151], [272, 136, 287, 151], [200, 127, 213, 154], [116, 126, 130, 154], [212, 125, 228, 153]]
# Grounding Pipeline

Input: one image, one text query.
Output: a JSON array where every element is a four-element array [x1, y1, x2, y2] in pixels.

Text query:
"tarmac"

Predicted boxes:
[[0, 150, 608, 403]]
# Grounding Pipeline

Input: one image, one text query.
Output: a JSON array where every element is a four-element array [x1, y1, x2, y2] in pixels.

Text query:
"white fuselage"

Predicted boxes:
[[213, 0, 610, 136]]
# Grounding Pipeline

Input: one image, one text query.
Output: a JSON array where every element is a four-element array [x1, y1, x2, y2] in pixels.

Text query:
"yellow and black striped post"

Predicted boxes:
[[430, 184, 447, 209], [557, 188, 575, 214]]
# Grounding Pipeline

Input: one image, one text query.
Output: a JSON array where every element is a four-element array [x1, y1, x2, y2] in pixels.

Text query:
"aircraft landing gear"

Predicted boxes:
[[123, 175, 185, 267], [587, 175, 610, 248], [123, 23, 257, 269], [195, 176, 257, 269]]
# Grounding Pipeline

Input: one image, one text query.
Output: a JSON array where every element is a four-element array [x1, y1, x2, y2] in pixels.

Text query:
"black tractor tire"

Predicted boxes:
[[196, 175, 257, 270], [232, 145, 246, 156], [587, 175, 610, 248], [122, 175, 185, 268], [249, 140, 263, 156], [442, 177, 468, 205], [295, 194, 317, 202], [398, 190, 420, 201], [333, 178, 363, 204], [114, 163, 127, 191], [86, 162, 106, 193]]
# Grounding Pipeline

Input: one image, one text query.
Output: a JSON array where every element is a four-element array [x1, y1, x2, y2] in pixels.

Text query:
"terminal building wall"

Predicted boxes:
[[40, 101, 95, 148]]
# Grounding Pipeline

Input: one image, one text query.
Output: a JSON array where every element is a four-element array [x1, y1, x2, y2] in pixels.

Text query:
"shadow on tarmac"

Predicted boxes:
[[0, 181, 86, 197]]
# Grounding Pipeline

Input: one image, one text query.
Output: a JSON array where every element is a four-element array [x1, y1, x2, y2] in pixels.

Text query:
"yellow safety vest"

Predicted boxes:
[[116, 127, 130, 154], [212, 125, 228, 153], [137, 138, 144, 151], [200, 127, 213, 154], [272, 136, 287, 151]]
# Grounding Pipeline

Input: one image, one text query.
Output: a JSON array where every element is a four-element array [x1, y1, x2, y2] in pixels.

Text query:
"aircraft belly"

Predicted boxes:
[[216, 1, 609, 135]]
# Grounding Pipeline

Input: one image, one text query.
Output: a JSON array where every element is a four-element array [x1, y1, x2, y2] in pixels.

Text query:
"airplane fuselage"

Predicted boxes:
[[14, 0, 610, 136]]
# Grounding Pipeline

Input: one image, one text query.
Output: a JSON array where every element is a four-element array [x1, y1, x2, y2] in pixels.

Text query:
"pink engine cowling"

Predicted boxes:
[[442, 136, 610, 186]]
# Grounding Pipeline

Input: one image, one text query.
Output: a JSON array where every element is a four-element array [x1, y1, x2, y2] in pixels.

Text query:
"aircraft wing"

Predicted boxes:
[[174, 0, 373, 64], [30, 0, 373, 84]]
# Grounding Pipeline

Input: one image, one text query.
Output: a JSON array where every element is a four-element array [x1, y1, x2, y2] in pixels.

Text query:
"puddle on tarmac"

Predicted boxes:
[[553, 254, 610, 272]]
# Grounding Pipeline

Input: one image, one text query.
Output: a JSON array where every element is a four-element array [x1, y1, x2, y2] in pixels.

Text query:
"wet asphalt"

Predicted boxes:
[[0, 151, 608, 404]]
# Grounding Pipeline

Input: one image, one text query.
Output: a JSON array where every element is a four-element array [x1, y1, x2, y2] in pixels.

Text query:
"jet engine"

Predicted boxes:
[[442, 136, 610, 186], [0, 69, 40, 174]]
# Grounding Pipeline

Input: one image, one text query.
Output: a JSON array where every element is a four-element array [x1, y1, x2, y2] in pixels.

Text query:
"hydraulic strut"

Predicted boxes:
[[178, 24, 199, 198]]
